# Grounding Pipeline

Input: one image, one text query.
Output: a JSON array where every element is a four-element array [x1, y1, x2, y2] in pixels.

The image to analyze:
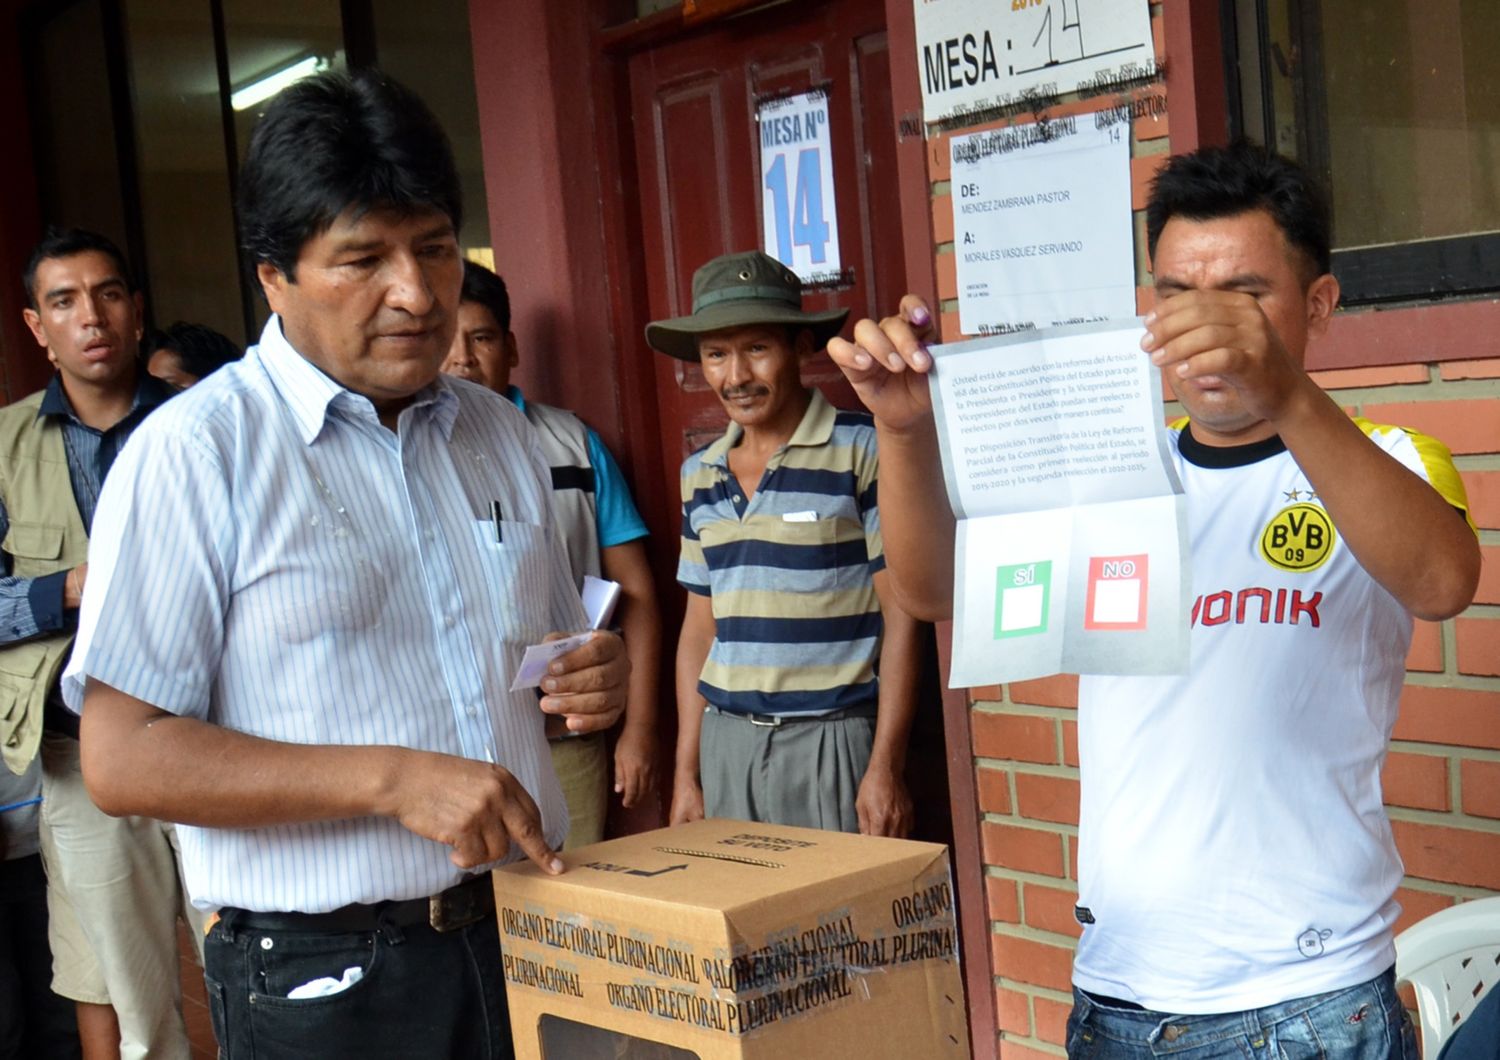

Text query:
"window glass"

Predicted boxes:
[[28, 0, 496, 343], [537, 1014, 701, 1059], [1239, 0, 1500, 252], [369, 0, 494, 256], [123, 0, 244, 342], [29, 1, 130, 257], [221, 0, 346, 337]]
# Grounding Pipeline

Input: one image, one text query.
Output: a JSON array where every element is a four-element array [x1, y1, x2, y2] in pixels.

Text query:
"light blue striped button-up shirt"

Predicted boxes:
[[63, 316, 586, 912]]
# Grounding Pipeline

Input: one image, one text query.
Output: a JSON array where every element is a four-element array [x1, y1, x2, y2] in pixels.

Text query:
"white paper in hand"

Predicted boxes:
[[580, 575, 622, 631], [509, 632, 593, 692]]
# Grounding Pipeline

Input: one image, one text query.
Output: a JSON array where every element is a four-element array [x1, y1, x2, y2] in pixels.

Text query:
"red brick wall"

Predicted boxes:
[[921, 4, 1500, 1055]]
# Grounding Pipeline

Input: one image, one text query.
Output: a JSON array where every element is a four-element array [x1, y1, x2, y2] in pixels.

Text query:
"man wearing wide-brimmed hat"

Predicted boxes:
[[648, 250, 920, 837]]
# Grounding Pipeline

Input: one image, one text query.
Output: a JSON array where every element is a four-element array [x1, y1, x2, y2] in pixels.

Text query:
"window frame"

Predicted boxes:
[[1221, 0, 1500, 307]]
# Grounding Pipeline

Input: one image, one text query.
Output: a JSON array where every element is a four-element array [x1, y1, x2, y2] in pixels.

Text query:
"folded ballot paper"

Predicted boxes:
[[509, 576, 622, 691], [928, 319, 1191, 686]]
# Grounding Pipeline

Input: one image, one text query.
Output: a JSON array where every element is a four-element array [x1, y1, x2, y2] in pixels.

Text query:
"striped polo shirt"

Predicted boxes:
[[677, 389, 885, 717]]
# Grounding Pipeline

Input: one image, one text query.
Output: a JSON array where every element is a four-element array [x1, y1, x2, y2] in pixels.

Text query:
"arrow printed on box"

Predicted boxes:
[[625, 864, 688, 877]]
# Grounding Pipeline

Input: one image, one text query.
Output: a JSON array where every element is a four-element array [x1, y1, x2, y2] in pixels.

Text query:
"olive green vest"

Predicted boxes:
[[0, 390, 89, 775]]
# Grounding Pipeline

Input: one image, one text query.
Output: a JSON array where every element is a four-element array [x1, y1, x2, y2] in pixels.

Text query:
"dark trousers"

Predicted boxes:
[[0, 853, 81, 1060], [204, 906, 513, 1059]]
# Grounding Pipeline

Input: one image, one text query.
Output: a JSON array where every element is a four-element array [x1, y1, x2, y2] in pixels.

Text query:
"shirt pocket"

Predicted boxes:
[[4, 521, 64, 565], [468, 518, 554, 643], [0, 652, 38, 755], [703, 514, 843, 596]]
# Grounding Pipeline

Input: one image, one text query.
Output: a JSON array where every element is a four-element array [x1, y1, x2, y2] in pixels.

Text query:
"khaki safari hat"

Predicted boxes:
[[645, 250, 849, 362]]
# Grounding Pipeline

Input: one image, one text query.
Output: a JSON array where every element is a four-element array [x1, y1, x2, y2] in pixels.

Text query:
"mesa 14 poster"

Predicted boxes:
[[757, 89, 843, 286]]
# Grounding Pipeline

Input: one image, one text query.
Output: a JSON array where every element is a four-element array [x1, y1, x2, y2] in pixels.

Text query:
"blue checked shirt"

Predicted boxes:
[[63, 316, 586, 913]]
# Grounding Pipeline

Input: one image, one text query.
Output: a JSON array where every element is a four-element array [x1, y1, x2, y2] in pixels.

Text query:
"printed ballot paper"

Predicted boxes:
[[929, 319, 1190, 685]]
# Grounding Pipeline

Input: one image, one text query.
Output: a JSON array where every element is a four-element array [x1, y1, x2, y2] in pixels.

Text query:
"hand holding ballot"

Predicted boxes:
[[533, 631, 629, 736], [827, 296, 938, 431], [832, 296, 1192, 685], [512, 575, 630, 734], [827, 296, 955, 623]]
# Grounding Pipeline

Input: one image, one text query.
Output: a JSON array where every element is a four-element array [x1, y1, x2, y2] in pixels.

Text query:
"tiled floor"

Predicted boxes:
[[177, 923, 218, 1059]]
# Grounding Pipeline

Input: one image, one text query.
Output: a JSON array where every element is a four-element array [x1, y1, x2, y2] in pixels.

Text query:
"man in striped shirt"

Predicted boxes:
[[648, 251, 920, 837], [62, 72, 627, 1059]]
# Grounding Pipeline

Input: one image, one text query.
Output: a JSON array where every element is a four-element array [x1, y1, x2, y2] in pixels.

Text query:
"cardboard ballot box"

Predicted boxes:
[[493, 819, 970, 1060]]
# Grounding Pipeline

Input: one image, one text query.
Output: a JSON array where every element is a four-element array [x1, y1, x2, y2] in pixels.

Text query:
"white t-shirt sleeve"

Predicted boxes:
[[1359, 419, 1473, 524]]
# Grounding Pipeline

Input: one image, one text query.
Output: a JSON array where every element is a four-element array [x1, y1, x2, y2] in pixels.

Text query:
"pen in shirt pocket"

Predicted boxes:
[[490, 499, 504, 543]]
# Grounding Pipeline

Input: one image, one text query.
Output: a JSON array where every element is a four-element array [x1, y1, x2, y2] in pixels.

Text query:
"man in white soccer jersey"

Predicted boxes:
[[827, 142, 1479, 1058]]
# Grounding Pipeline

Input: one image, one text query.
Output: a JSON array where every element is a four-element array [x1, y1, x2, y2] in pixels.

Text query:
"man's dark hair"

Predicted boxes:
[[144, 322, 243, 381], [23, 228, 135, 310], [1145, 141, 1331, 279], [460, 260, 510, 333], [237, 69, 463, 280]]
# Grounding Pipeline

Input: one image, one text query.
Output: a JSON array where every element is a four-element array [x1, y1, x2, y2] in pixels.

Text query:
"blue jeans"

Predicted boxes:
[[1066, 968, 1417, 1059], [1438, 982, 1500, 1060]]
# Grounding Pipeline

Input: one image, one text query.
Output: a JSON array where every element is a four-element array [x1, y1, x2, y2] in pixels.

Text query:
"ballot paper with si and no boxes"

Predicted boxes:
[[929, 319, 1190, 686]]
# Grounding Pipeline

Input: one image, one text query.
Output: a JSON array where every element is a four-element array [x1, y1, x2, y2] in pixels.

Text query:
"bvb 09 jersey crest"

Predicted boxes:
[[1259, 501, 1336, 572]]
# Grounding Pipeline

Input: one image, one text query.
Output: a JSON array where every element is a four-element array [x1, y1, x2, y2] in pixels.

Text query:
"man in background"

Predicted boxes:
[[0, 756, 79, 1058], [649, 250, 920, 838], [144, 321, 242, 389], [12, 228, 198, 1059], [443, 259, 661, 846]]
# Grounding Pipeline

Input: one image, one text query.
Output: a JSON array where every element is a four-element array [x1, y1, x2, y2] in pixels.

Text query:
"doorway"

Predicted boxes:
[[620, 0, 953, 849]]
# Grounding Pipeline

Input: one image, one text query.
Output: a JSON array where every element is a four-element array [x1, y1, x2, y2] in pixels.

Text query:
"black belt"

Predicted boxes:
[[707, 702, 877, 727], [222, 874, 494, 935]]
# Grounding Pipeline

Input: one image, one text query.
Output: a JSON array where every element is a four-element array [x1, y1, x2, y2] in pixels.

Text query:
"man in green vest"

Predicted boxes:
[[9, 229, 202, 1060], [442, 260, 662, 847]]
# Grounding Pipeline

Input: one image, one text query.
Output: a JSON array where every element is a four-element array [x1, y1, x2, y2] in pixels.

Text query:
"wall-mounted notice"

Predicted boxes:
[[758, 89, 843, 286], [951, 119, 1134, 337], [928, 319, 1190, 686], [913, 0, 1154, 124]]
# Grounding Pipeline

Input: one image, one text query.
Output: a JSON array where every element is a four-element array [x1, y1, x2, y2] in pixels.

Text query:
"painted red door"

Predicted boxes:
[[627, 0, 904, 482]]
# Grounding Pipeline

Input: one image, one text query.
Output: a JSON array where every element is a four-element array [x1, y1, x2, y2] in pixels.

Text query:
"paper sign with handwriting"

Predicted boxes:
[[951, 118, 1135, 337]]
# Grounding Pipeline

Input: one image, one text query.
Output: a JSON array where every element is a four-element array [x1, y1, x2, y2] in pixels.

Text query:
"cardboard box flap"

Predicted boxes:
[[496, 819, 948, 915]]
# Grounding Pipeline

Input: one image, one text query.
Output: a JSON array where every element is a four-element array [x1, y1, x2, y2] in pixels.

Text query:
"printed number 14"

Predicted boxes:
[[766, 148, 830, 265]]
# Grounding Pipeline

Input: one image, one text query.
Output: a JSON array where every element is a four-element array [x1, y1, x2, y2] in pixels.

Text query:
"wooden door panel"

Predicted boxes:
[[629, 0, 896, 487], [651, 76, 737, 328], [853, 30, 904, 324]]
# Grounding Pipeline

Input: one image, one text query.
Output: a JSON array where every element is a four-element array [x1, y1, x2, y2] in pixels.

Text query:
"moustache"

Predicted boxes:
[[719, 386, 769, 401]]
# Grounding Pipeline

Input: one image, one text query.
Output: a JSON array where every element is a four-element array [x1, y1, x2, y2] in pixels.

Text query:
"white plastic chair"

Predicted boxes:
[[1395, 896, 1500, 1058]]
